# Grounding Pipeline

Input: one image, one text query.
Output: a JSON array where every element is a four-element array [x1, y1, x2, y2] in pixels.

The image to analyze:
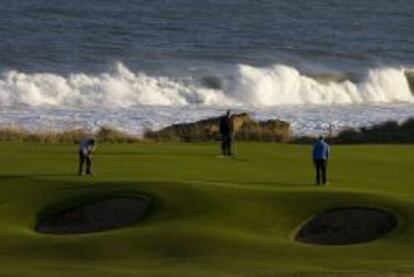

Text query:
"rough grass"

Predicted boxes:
[[0, 142, 414, 276], [3, 117, 414, 145], [0, 126, 140, 144], [292, 118, 414, 145], [332, 118, 414, 144]]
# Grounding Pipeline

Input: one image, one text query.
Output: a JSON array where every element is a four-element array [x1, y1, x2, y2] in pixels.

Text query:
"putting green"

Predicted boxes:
[[0, 142, 414, 276]]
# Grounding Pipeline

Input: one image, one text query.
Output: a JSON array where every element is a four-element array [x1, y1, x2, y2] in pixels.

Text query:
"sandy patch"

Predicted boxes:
[[35, 196, 150, 234], [295, 207, 397, 245]]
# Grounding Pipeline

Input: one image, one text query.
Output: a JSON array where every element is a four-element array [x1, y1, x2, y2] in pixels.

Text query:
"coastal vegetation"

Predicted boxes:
[[332, 118, 414, 144], [0, 126, 140, 144], [1, 114, 414, 144]]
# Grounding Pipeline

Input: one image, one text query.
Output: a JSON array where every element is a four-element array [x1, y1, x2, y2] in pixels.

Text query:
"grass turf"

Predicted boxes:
[[0, 142, 414, 276]]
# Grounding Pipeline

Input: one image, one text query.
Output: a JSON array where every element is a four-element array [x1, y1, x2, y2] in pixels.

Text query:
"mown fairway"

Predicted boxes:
[[0, 142, 414, 276]]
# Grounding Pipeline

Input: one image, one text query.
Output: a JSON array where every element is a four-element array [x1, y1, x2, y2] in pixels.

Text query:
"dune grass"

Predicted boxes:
[[0, 142, 414, 276], [0, 126, 140, 144]]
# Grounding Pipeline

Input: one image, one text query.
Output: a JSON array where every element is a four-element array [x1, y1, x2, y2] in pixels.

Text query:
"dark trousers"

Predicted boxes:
[[79, 151, 92, 175], [221, 135, 233, 156], [314, 159, 327, 185]]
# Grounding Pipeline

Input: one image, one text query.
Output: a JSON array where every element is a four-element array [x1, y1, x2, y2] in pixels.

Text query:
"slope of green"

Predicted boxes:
[[0, 142, 414, 276]]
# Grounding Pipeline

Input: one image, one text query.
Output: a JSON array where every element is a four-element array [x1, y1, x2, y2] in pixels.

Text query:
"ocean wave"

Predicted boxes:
[[0, 63, 413, 107]]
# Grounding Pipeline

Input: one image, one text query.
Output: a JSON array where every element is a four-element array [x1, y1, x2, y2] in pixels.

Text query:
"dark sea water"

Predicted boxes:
[[1, 0, 413, 72], [0, 0, 413, 135]]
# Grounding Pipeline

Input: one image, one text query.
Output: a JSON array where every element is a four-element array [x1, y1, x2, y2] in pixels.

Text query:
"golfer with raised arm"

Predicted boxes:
[[312, 136, 330, 186]]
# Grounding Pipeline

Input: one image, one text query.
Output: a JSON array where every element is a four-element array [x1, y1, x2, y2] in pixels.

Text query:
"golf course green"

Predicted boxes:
[[1, 142, 414, 276]]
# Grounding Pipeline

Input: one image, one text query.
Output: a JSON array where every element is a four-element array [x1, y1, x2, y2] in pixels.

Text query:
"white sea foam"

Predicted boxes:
[[0, 63, 413, 135], [0, 63, 228, 107], [0, 63, 412, 108], [227, 64, 413, 105]]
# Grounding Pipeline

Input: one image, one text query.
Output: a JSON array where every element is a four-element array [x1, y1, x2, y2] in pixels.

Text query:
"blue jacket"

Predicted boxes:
[[313, 139, 330, 160]]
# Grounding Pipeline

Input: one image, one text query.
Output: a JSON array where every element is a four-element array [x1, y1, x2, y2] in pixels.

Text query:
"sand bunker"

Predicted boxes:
[[295, 207, 397, 245], [35, 196, 150, 234]]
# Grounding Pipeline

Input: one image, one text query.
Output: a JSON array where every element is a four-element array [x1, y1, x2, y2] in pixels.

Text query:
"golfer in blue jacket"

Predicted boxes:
[[312, 136, 330, 186]]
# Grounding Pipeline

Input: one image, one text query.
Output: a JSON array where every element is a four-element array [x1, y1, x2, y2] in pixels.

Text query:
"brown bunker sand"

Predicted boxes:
[[35, 197, 150, 234], [295, 207, 397, 245]]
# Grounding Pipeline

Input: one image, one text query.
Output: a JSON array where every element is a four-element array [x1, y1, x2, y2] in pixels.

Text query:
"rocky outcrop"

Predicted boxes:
[[144, 113, 291, 142]]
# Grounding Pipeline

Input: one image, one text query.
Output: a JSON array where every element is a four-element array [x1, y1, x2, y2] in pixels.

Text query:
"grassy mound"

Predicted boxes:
[[0, 142, 414, 276]]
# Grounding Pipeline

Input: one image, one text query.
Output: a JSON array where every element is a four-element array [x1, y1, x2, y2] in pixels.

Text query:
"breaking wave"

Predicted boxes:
[[0, 63, 413, 108]]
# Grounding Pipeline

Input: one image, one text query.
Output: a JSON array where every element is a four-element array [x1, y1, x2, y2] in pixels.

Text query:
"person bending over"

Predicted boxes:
[[219, 110, 234, 156], [312, 136, 330, 186], [79, 138, 96, 176]]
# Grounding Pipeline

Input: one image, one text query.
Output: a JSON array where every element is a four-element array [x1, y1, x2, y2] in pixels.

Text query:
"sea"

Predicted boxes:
[[0, 0, 413, 136]]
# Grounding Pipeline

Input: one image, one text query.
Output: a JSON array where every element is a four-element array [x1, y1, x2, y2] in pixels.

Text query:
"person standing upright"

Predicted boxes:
[[312, 136, 330, 185], [219, 110, 234, 156]]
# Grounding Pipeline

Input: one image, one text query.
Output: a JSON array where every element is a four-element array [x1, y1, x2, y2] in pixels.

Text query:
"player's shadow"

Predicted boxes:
[[0, 173, 78, 180], [236, 180, 314, 187]]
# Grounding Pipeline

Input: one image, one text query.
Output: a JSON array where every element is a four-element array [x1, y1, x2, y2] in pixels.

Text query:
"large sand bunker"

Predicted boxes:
[[295, 207, 397, 245], [35, 196, 150, 234]]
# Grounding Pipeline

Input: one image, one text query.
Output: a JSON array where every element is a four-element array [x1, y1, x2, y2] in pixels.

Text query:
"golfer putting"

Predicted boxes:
[[78, 138, 96, 176]]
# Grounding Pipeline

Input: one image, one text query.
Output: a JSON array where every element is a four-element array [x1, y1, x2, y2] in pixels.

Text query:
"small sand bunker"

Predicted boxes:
[[295, 207, 397, 245], [35, 197, 150, 234]]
